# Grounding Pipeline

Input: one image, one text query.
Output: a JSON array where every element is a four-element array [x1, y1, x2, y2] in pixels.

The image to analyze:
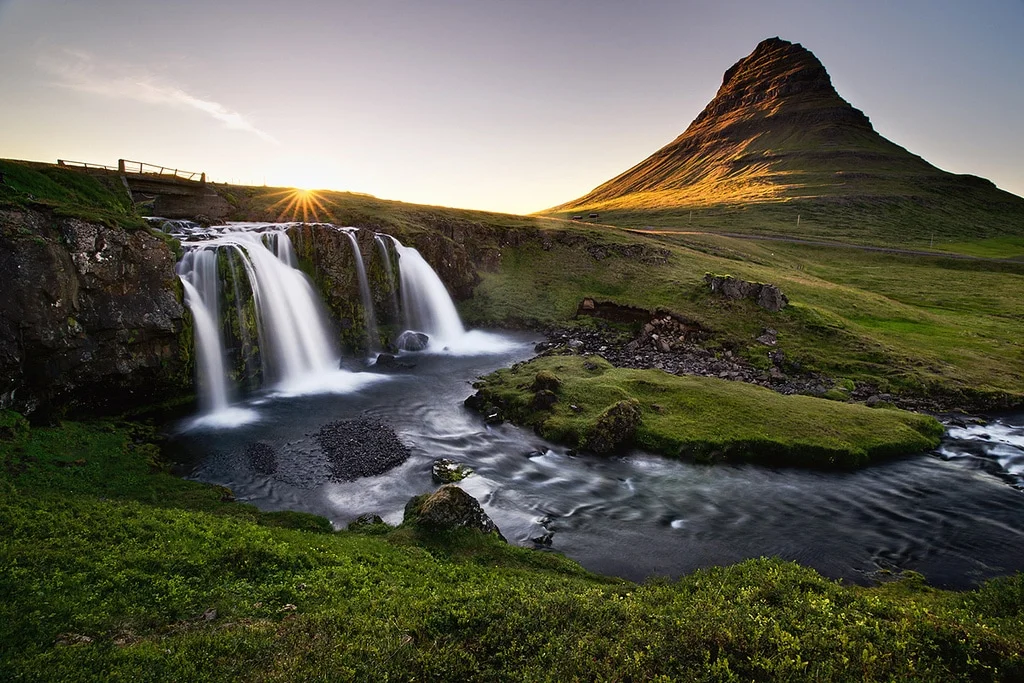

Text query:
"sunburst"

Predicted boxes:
[[266, 188, 333, 223]]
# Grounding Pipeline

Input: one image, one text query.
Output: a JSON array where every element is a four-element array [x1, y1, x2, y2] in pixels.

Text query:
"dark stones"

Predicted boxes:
[[396, 330, 429, 352], [757, 328, 779, 346], [703, 273, 788, 312], [404, 485, 504, 540], [373, 352, 415, 370], [866, 394, 894, 408], [431, 458, 473, 484], [316, 418, 411, 481], [348, 513, 386, 530], [245, 442, 277, 476], [584, 399, 643, 454]]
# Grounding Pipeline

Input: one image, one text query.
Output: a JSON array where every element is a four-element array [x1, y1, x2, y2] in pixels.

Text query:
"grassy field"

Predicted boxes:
[[468, 354, 943, 467], [2, 413, 1023, 681], [460, 226, 1024, 408]]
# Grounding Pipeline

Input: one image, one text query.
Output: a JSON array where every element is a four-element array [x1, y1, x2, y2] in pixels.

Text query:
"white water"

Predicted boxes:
[[179, 278, 230, 413], [177, 227, 389, 425], [343, 229, 380, 352]]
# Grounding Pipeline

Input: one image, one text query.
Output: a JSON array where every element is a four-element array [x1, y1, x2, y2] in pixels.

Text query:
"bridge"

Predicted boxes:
[[57, 158, 230, 220]]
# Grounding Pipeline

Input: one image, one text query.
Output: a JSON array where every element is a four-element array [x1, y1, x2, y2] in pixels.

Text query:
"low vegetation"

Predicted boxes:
[[0, 159, 143, 228], [0, 413, 1021, 680], [467, 354, 943, 467]]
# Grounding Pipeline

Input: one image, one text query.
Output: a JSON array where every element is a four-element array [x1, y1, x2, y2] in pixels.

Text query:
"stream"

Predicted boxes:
[[170, 332, 1024, 589]]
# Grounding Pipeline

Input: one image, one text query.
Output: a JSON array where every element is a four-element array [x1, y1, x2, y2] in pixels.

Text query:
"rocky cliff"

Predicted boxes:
[[0, 208, 187, 417]]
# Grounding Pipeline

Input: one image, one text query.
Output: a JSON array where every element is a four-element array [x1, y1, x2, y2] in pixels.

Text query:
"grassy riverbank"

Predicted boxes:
[[2, 413, 1023, 680], [467, 354, 943, 467]]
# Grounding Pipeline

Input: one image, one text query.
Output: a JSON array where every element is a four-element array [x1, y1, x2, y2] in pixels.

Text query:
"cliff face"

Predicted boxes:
[[0, 208, 187, 417]]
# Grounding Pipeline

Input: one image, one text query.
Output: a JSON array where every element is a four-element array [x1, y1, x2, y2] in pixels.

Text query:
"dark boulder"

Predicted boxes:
[[396, 330, 429, 352], [404, 485, 504, 540]]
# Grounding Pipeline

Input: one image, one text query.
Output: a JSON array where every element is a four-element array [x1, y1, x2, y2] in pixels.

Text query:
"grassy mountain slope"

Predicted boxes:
[[545, 38, 1024, 246]]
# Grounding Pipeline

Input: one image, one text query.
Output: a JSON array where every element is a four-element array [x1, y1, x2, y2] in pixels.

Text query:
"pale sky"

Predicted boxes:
[[1, 0, 1022, 214]]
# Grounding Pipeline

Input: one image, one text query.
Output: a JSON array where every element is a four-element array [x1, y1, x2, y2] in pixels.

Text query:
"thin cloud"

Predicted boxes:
[[41, 49, 279, 144]]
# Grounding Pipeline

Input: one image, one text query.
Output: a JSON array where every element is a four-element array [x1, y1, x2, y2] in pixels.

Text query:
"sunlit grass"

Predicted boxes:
[[266, 188, 333, 223]]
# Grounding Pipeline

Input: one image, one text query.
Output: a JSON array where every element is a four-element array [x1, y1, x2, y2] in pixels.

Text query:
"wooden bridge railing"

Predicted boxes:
[[57, 158, 207, 184]]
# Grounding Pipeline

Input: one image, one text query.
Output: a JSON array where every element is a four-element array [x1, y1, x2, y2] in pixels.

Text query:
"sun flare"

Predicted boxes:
[[266, 188, 333, 223]]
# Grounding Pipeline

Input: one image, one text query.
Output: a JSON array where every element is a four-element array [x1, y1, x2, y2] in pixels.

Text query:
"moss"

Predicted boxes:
[[468, 355, 944, 468]]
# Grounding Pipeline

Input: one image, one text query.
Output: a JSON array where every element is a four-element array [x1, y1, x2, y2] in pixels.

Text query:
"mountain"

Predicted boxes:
[[546, 37, 1024, 243]]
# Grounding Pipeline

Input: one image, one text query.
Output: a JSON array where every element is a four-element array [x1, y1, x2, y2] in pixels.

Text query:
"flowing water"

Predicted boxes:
[[167, 221, 1024, 589]]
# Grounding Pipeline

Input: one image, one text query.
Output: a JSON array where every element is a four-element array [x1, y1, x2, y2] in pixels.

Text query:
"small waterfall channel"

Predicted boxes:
[[164, 220, 492, 426]]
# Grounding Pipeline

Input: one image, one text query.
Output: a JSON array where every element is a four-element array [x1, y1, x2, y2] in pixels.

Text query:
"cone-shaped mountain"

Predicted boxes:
[[548, 37, 1024, 241]]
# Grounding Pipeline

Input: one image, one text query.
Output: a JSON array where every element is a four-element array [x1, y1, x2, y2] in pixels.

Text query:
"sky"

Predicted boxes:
[[0, 0, 1022, 214]]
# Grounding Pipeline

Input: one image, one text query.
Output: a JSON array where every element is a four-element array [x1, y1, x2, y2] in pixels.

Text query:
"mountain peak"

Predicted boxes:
[[690, 37, 871, 132]]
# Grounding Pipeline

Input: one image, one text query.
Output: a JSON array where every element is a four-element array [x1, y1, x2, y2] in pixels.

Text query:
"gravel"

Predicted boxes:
[[316, 418, 411, 481]]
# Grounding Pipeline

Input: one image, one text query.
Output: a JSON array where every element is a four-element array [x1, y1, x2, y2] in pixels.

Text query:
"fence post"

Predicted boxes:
[[200, 172, 207, 184], [118, 159, 126, 173]]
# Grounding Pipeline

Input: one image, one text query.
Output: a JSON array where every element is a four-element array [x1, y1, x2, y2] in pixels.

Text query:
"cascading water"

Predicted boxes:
[[343, 230, 380, 352], [176, 225, 353, 423], [391, 238, 465, 345]]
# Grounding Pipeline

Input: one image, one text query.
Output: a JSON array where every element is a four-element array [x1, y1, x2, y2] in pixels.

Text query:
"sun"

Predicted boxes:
[[266, 188, 333, 223]]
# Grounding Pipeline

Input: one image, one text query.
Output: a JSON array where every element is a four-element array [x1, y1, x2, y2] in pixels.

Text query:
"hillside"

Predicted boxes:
[[546, 38, 1024, 246]]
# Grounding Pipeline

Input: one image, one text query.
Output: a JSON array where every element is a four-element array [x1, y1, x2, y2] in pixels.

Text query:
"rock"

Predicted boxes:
[[756, 328, 778, 346], [584, 399, 643, 454], [396, 330, 429, 351], [201, 608, 217, 621], [567, 339, 584, 351], [373, 352, 415, 370], [404, 485, 504, 540], [348, 513, 386, 530], [531, 370, 561, 393], [431, 458, 474, 483], [531, 389, 558, 411], [316, 418, 411, 481], [580, 298, 596, 311], [866, 394, 894, 408], [703, 273, 788, 312], [0, 208, 186, 417], [769, 367, 787, 382]]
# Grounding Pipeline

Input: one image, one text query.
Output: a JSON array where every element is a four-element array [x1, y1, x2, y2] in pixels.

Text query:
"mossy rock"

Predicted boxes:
[[531, 370, 562, 393], [583, 399, 642, 454]]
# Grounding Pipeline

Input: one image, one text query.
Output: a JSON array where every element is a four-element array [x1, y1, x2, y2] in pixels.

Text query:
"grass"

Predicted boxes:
[[467, 354, 943, 467], [458, 228, 1024, 408], [1, 413, 1023, 680], [0, 159, 144, 229]]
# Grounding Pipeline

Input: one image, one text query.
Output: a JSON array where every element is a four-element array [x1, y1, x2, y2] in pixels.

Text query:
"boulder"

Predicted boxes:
[[531, 370, 561, 393], [404, 485, 505, 540], [584, 399, 643, 454], [347, 513, 386, 530], [396, 330, 429, 351], [703, 273, 788, 312]]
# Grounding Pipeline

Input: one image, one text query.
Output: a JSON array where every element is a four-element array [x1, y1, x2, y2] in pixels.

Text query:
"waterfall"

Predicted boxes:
[[391, 237, 465, 345], [180, 278, 230, 414], [343, 230, 379, 352], [177, 227, 342, 415], [374, 234, 401, 324]]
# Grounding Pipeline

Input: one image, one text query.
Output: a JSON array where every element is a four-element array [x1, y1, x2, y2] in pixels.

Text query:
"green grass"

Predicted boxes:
[[467, 355, 943, 467], [459, 228, 1024, 408], [2, 414, 1023, 680], [0, 159, 144, 228]]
